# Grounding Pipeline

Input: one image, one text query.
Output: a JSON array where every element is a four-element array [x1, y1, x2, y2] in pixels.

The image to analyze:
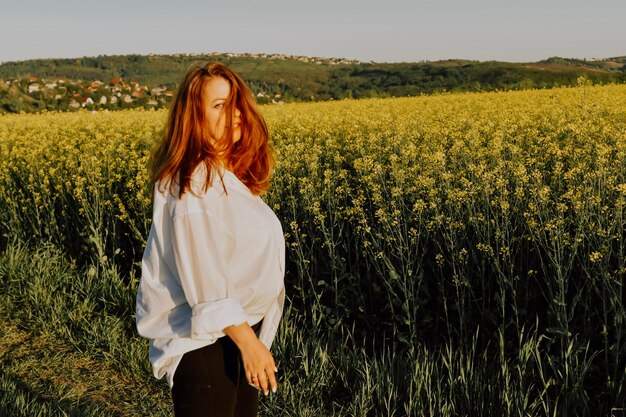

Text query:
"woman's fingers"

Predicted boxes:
[[267, 366, 278, 393], [258, 369, 270, 394], [251, 367, 277, 395], [247, 370, 259, 390], [240, 340, 278, 394]]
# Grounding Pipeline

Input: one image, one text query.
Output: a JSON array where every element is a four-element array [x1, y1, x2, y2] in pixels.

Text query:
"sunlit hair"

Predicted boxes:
[[149, 61, 274, 198]]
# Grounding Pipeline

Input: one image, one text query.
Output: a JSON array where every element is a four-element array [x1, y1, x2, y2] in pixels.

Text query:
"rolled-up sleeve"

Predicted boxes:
[[171, 210, 248, 340]]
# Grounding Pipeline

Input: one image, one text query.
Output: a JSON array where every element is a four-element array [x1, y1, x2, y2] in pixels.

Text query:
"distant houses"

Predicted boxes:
[[0, 51, 361, 113], [169, 51, 361, 65], [0, 74, 177, 113], [1, 70, 286, 113]]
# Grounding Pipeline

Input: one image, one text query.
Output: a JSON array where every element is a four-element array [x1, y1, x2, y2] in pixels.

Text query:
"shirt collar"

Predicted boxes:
[[220, 168, 258, 202]]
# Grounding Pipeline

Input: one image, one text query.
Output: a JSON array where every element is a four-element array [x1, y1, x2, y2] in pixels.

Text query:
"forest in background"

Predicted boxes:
[[1, 52, 625, 113]]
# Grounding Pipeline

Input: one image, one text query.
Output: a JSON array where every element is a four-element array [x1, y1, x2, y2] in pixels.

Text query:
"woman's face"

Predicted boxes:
[[203, 76, 242, 145]]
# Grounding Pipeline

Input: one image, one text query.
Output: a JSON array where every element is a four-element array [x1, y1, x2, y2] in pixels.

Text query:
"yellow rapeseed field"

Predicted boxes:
[[1, 82, 625, 413], [1, 81, 625, 290]]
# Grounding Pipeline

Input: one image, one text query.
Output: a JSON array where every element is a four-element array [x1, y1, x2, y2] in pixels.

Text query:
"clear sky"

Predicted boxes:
[[1, 0, 624, 64]]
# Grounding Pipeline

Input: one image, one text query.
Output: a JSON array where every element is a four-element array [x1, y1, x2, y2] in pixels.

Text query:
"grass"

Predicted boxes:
[[1, 241, 623, 416], [0, 245, 171, 416]]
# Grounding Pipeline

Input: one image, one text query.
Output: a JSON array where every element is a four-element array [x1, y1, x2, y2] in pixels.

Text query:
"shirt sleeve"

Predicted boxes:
[[171, 209, 248, 340]]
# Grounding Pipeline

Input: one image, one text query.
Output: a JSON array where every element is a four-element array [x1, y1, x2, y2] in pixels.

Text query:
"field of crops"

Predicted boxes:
[[0, 81, 625, 416]]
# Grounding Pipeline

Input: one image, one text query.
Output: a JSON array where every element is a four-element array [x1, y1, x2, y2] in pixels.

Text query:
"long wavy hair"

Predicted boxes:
[[150, 62, 274, 198]]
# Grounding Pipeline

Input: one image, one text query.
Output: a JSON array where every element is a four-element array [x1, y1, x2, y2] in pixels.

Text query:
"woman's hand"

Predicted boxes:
[[223, 322, 278, 395]]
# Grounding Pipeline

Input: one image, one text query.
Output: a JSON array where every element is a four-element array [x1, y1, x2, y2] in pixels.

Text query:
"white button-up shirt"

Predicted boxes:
[[135, 164, 286, 387]]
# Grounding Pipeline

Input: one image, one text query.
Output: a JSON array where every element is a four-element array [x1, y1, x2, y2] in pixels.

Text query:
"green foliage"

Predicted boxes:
[[1, 53, 625, 114]]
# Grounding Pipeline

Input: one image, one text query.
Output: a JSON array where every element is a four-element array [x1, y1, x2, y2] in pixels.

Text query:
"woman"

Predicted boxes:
[[136, 62, 285, 417]]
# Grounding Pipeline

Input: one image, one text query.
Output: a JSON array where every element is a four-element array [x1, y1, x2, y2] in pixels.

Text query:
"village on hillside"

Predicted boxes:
[[0, 76, 176, 113], [0, 72, 289, 114], [1, 52, 624, 114], [169, 51, 362, 65]]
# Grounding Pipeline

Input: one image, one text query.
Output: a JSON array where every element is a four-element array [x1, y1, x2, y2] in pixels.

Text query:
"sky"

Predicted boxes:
[[1, 0, 624, 64]]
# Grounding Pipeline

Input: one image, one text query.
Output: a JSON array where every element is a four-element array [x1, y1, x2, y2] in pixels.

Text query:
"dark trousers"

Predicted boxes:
[[172, 322, 262, 417]]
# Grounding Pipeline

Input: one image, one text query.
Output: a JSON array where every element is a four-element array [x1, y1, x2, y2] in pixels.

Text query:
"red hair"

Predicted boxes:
[[150, 62, 274, 197]]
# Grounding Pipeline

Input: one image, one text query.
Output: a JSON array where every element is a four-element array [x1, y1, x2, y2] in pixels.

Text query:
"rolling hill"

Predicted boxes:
[[0, 52, 624, 113]]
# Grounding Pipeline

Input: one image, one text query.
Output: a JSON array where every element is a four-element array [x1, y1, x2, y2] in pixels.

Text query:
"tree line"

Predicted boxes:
[[1, 53, 625, 113]]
